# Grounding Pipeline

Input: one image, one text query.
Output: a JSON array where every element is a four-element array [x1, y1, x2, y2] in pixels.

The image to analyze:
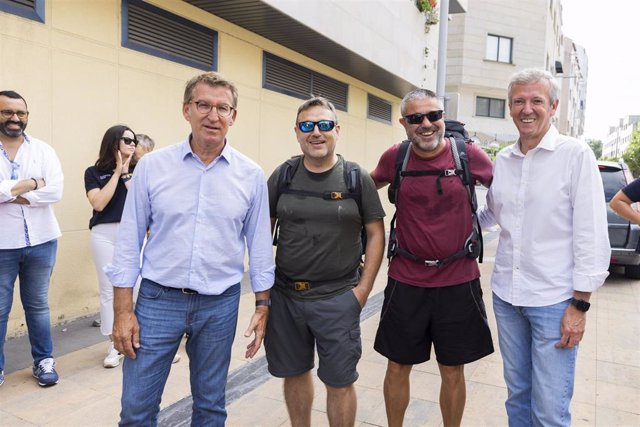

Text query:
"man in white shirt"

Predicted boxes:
[[0, 90, 64, 387], [479, 69, 610, 426]]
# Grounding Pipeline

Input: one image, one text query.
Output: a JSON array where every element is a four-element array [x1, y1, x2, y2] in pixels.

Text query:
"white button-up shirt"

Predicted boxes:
[[0, 134, 63, 249], [479, 126, 610, 307]]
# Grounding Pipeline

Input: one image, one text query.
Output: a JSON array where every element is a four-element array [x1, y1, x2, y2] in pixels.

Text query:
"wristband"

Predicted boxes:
[[255, 299, 271, 308], [31, 178, 38, 190]]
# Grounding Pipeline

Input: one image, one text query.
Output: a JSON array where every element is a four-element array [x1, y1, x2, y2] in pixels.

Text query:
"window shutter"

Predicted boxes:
[[263, 52, 348, 112], [367, 94, 392, 124], [123, 0, 217, 71]]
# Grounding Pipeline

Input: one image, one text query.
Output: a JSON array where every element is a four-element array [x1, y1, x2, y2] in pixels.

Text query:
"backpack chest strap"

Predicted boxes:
[[400, 169, 463, 194], [279, 187, 359, 201]]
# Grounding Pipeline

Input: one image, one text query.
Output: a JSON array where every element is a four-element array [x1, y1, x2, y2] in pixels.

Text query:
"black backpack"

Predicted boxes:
[[387, 119, 483, 267], [272, 155, 366, 253]]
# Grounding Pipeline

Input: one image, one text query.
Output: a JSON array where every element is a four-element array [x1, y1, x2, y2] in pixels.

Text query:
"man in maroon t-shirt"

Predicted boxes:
[[371, 88, 494, 427]]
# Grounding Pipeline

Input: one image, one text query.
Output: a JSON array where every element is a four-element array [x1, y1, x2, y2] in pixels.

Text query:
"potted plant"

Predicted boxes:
[[415, 0, 439, 26]]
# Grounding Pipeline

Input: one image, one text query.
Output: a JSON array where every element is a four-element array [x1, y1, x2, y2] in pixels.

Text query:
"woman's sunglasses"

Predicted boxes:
[[121, 137, 138, 146]]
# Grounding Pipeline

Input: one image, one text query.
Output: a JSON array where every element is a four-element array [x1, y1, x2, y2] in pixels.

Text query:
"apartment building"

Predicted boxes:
[[603, 116, 640, 159], [557, 37, 588, 137], [445, 0, 583, 145], [0, 0, 467, 334]]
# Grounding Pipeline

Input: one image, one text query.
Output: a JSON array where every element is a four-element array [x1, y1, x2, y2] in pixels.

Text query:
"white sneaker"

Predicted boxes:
[[103, 343, 124, 368], [172, 353, 181, 364]]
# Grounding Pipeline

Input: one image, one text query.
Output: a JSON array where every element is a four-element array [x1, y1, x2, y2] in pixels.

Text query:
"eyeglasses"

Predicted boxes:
[[120, 137, 138, 146], [297, 120, 336, 133], [404, 110, 444, 125], [191, 101, 234, 117], [0, 110, 28, 119]]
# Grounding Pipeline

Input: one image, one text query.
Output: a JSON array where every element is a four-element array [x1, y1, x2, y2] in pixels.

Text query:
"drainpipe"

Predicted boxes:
[[436, 0, 450, 109]]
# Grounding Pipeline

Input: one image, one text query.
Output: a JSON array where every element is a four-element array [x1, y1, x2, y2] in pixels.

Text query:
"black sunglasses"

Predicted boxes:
[[297, 120, 336, 133], [121, 137, 138, 146], [404, 110, 444, 125]]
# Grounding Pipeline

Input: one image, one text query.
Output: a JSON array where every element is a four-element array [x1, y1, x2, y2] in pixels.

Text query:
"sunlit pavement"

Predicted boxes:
[[1, 232, 639, 426]]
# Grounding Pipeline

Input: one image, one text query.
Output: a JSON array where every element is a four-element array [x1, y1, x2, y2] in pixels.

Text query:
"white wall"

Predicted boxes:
[[265, 0, 434, 88]]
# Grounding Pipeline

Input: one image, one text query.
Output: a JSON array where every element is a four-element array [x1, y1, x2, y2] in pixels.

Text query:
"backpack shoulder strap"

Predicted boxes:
[[278, 155, 302, 192], [388, 140, 412, 205], [450, 137, 483, 262], [449, 137, 477, 212], [273, 156, 302, 245], [343, 159, 363, 217]]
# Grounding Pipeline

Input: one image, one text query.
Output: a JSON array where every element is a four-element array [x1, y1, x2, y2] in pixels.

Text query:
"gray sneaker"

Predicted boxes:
[[0, 370, 4, 386], [33, 358, 59, 387]]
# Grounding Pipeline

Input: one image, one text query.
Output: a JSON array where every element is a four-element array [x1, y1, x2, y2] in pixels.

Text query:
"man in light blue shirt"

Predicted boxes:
[[106, 72, 275, 426]]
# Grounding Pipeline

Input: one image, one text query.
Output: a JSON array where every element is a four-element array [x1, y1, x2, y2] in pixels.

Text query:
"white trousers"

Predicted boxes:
[[90, 223, 119, 336]]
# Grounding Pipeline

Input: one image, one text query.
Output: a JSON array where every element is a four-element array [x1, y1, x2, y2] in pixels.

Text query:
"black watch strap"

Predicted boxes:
[[570, 297, 590, 312], [255, 299, 271, 308]]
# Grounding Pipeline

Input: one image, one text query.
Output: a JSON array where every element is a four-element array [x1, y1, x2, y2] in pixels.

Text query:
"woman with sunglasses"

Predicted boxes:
[[84, 125, 137, 368]]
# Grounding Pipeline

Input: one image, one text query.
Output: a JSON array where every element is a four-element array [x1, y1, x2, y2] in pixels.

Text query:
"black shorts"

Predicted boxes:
[[374, 278, 494, 366]]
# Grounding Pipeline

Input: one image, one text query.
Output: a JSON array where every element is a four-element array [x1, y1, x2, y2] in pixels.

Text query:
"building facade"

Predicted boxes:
[[603, 116, 640, 159], [0, 0, 467, 336], [445, 0, 584, 146], [557, 37, 588, 137]]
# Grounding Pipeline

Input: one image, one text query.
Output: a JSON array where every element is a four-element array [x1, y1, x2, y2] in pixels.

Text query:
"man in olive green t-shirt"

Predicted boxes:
[[265, 96, 385, 426]]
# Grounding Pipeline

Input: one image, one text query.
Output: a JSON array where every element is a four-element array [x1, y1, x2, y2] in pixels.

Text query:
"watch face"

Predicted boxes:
[[572, 298, 590, 312]]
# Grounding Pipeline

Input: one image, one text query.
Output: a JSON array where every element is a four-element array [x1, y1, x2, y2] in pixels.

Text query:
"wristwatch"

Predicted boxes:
[[570, 297, 590, 312], [255, 299, 271, 308]]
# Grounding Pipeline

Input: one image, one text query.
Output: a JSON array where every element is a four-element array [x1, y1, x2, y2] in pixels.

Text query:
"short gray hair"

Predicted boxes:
[[400, 88, 441, 116], [296, 96, 338, 122], [508, 68, 559, 104], [136, 134, 155, 150], [183, 72, 239, 108]]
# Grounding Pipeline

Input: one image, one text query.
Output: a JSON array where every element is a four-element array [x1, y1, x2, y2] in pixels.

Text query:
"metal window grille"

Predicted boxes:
[[263, 52, 348, 111], [123, 0, 217, 71], [367, 94, 392, 124], [0, 0, 44, 22]]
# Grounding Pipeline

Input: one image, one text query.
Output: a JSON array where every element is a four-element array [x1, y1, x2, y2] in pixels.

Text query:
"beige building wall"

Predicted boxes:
[[1, 0, 407, 337]]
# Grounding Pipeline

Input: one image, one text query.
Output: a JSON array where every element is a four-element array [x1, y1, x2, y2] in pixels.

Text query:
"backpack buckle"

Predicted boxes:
[[444, 169, 457, 177], [424, 260, 440, 267], [330, 192, 343, 200], [294, 281, 310, 291]]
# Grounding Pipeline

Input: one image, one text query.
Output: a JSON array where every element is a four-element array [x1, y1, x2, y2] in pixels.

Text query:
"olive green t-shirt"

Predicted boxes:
[[268, 155, 385, 299]]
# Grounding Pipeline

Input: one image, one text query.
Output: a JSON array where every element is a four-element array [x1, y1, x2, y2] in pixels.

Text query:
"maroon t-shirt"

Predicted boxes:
[[372, 139, 493, 287]]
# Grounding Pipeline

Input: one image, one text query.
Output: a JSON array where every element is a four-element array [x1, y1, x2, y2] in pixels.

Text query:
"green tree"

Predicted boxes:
[[623, 127, 640, 176], [586, 139, 602, 160]]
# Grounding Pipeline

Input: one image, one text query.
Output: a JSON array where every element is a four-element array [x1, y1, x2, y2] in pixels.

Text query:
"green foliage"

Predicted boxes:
[[623, 127, 640, 176], [480, 142, 511, 162], [586, 139, 602, 160], [416, 0, 437, 12], [416, 0, 433, 12]]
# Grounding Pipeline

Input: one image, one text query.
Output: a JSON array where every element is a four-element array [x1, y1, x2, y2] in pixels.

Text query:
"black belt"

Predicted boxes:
[[148, 281, 199, 295], [275, 268, 359, 291]]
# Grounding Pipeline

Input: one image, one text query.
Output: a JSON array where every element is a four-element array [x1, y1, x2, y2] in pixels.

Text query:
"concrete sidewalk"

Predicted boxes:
[[1, 236, 639, 426]]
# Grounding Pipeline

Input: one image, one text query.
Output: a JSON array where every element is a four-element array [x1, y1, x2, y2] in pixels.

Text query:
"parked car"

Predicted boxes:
[[598, 160, 640, 278]]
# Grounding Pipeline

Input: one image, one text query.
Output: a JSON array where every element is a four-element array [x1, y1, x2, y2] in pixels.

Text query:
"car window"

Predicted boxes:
[[599, 166, 627, 202]]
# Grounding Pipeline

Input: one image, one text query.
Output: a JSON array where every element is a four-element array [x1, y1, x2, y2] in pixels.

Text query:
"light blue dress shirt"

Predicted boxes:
[[106, 138, 275, 295]]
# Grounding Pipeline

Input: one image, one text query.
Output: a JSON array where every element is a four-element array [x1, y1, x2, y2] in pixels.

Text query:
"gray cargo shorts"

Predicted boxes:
[[264, 286, 363, 388]]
